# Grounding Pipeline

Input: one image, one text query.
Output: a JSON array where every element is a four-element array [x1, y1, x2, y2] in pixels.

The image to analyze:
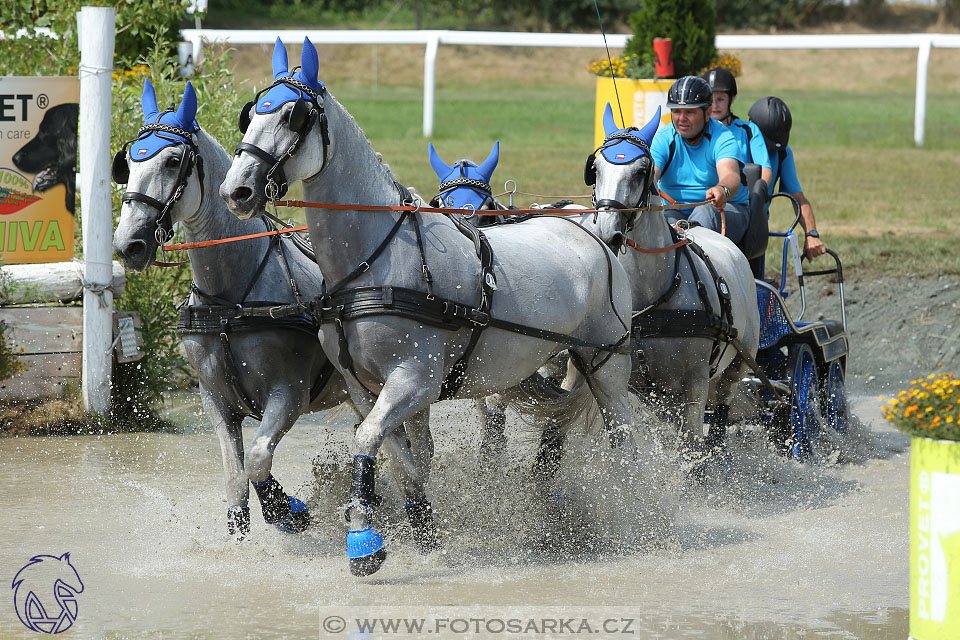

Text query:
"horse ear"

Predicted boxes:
[[477, 141, 499, 182], [176, 81, 198, 130], [272, 37, 289, 79], [142, 78, 159, 122], [300, 37, 320, 91], [428, 143, 452, 179], [636, 105, 661, 145], [603, 102, 619, 135]]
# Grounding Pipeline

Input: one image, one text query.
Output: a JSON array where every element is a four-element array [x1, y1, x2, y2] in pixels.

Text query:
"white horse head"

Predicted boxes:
[[112, 79, 207, 271], [221, 37, 329, 218], [586, 103, 660, 243]]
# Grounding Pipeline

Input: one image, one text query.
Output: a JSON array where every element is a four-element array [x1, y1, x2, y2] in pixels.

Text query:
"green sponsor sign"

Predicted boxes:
[[911, 436, 960, 639]]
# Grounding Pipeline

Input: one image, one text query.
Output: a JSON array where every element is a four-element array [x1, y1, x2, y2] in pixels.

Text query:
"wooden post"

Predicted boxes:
[[78, 6, 116, 414]]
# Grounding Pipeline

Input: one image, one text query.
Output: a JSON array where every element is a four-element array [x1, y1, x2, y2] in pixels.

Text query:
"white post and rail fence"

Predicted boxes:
[[182, 29, 960, 145]]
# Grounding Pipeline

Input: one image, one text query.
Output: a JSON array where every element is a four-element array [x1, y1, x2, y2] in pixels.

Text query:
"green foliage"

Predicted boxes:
[[714, 0, 804, 30], [625, 0, 716, 79], [205, 0, 635, 30], [109, 43, 249, 422], [0, 0, 190, 73]]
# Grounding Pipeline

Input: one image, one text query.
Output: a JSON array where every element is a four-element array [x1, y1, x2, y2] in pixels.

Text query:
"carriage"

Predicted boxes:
[[746, 191, 850, 462]]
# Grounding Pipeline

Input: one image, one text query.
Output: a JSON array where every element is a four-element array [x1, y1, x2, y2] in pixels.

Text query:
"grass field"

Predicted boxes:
[[221, 43, 960, 277]]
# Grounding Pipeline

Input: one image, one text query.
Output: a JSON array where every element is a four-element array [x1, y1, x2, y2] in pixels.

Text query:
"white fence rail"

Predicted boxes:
[[182, 29, 960, 145]]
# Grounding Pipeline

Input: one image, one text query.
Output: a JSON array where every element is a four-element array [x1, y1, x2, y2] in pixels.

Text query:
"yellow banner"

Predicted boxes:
[[911, 436, 960, 640], [0, 77, 78, 264], [594, 77, 673, 149]]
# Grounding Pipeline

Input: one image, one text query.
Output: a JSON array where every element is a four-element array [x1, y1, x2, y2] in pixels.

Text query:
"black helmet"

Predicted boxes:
[[701, 67, 737, 97], [748, 96, 792, 153], [666, 76, 712, 110]]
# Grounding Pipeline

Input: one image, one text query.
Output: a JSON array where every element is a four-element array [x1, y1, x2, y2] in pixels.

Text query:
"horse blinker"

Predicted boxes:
[[289, 98, 309, 132], [584, 154, 597, 186], [238, 100, 255, 134], [112, 149, 130, 184]]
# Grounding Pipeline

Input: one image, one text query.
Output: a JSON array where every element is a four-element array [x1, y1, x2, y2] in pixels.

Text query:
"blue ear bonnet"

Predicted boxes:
[[599, 134, 649, 164], [597, 103, 660, 165], [257, 37, 325, 114], [429, 142, 499, 210], [131, 80, 199, 161], [438, 161, 489, 210]]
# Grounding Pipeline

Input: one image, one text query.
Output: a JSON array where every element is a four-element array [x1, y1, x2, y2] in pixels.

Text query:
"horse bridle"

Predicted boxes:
[[235, 75, 330, 201], [113, 120, 205, 245], [584, 129, 655, 250], [429, 165, 495, 216]]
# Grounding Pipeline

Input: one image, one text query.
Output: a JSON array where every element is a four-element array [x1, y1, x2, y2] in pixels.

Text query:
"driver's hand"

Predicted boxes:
[[705, 185, 728, 211], [804, 235, 826, 259]]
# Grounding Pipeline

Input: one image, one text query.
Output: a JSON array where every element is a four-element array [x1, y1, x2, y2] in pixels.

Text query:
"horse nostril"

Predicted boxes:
[[119, 240, 148, 264], [230, 186, 253, 204]]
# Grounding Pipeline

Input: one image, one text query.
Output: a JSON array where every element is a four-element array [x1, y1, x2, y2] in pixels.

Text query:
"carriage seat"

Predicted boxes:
[[795, 318, 845, 339], [738, 163, 770, 277]]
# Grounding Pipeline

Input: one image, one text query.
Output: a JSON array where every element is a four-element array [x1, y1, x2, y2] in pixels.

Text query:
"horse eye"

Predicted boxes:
[[165, 155, 181, 168]]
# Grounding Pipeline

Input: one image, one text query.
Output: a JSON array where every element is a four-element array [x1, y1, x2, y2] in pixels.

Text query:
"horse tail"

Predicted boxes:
[[505, 360, 600, 441]]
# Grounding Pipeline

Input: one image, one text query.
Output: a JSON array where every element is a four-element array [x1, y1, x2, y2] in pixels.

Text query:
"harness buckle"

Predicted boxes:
[[358, 261, 371, 273], [469, 310, 490, 327], [268, 305, 286, 319]]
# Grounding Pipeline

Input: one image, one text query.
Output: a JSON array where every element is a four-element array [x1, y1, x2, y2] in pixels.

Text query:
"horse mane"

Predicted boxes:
[[193, 126, 233, 187], [325, 91, 398, 188]]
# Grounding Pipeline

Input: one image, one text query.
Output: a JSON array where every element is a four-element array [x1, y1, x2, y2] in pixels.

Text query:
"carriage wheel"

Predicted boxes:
[[821, 359, 848, 434], [770, 344, 820, 461]]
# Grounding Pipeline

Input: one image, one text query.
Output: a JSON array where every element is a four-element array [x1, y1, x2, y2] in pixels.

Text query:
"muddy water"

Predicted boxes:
[[0, 397, 908, 639]]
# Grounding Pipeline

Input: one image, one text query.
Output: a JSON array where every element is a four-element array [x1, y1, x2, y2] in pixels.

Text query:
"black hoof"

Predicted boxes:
[[349, 548, 387, 576], [277, 505, 311, 534], [227, 506, 250, 541], [405, 499, 442, 553]]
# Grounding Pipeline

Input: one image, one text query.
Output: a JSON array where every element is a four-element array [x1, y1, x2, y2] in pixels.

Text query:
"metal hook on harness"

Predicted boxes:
[[504, 179, 517, 208]]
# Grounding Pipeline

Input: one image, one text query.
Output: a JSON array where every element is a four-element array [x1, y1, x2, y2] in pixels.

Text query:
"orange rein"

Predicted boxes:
[[160, 198, 710, 253]]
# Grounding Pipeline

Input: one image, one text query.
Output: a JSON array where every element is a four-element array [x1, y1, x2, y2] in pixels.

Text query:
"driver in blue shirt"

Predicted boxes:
[[651, 76, 750, 244]]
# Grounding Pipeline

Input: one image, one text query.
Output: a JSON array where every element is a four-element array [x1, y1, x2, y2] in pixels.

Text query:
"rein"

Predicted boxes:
[[160, 198, 709, 253]]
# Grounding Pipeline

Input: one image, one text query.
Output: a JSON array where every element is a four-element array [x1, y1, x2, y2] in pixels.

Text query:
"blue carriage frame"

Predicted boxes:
[[751, 193, 850, 461]]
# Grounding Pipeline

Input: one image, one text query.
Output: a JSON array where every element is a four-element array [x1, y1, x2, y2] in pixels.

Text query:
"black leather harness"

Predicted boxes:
[[265, 185, 630, 401], [177, 219, 334, 419]]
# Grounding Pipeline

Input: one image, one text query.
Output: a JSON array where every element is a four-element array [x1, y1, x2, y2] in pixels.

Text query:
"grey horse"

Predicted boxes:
[[112, 80, 433, 540], [221, 37, 637, 576], [427, 141, 571, 468], [581, 103, 761, 460]]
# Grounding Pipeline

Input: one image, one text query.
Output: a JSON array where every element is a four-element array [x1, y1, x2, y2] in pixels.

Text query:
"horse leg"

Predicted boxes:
[[381, 429, 441, 554], [246, 388, 310, 534], [705, 354, 746, 450], [678, 383, 709, 453], [346, 371, 439, 576], [200, 386, 249, 540], [577, 351, 637, 451], [400, 408, 434, 483], [479, 394, 508, 460]]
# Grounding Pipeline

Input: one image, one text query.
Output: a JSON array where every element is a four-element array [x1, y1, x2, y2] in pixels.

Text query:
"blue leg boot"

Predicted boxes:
[[252, 475, 311, 534], [346, 455, 386, 576]]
